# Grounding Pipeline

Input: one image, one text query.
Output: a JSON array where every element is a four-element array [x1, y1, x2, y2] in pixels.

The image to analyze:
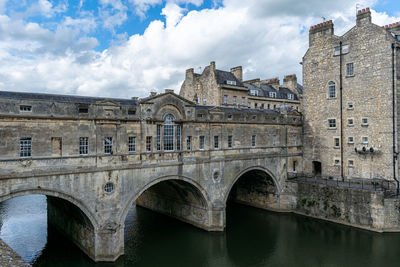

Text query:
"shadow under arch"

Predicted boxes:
[[0, 188, 99, 230], [119, 175, 212, 229], [224, 166, 281, 212]]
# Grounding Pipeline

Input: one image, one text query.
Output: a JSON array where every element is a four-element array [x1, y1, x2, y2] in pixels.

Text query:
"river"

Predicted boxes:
[[1, 195, 400, 267]]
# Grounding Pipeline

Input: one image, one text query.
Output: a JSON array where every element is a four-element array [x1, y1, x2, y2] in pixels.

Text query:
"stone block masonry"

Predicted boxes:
[[0, 238, 31, 267]]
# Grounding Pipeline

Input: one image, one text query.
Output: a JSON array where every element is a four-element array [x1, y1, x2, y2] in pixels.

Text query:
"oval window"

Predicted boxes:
[[104, 182, 114, 194]]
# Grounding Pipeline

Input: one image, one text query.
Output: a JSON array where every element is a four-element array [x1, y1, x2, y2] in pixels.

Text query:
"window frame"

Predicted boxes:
[[79, 137, 89, 155], [251, 135, 256, 147], [104, 137, 113, 155], [146, 136, 152, 152], [186, 136, 192, 151], [214, 136, 219, 149], [334, 137, 340, 148], [228, 135, 233, 149], [199, 136, 205, 150], [328, 81, 336, 99], [128, 136, 136, 153], [346, 62, 354, 77], [223, 95, 228, 104], [20, 137, 32, 158], [328, 118, 337, 129]]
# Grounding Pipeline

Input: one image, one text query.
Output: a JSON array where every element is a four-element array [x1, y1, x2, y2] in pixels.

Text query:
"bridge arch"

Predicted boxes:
[[0, 188, 99, 229], [119, 175, 212, 227]]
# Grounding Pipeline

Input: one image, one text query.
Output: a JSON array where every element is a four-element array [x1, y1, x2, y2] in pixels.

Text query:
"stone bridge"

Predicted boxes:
[[0, 91, 301, 262]]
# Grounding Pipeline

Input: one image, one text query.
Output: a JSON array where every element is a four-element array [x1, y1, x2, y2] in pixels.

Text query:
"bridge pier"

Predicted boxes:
[[47, 197, 124, 262]]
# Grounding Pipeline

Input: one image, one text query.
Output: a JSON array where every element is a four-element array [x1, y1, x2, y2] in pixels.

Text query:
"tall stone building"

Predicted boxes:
[[302, 8, 400, 182], [180, 61, 302, 111]]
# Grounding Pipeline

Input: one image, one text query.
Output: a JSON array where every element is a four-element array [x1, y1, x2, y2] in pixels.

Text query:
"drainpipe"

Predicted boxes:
[[339, 41, 344, 181], [392, 43, 399, 195]]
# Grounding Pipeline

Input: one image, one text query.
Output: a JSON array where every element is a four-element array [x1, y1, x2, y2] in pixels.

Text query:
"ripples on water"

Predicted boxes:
[[2, 195, 400, 267]]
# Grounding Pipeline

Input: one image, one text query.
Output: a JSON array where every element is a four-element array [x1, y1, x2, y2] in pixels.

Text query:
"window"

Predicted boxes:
[[251, 135, 256, 147], [104, 183, 114, 194], [248, 102, 251, 108], [197, 113, 203, 118], [348, 137, 354, 144], [156, 125, 161, 151], [20, 105, 32, 112], [334, 44, 349, 55], [146, 136, 152, 152], [362, 118, 368, 126], [186, 136, 192, 150], [163, 114, 174, 151], [227, 80, 237, 85], [250, 90, 259, 96], [346, 63, 354, 76], [176, 125, 181, 151], [328, 81, 336, 98], [267, 104, 270, 109], [362, 137, 368, 144], [269, 92, 277, 98], [334, 137, 340, 148], [233, 96, 237, 105], [20, 137, 32, 158], [348, 102, 354, 109], [273, 105, 276, 109], [223, 95, 228, 104], [241, 97, 246, 105], [255, 103, 258, 108], [196, 97, 199, 104], [79, 137, 89, 155], [288, 94, 294, 100], [203, 98, 207, 105], [128, 109, 136, 115], [293, 136, 297, 146], [293, 161, 297, 172], [273, 135, 277, 146], [228, 114, 233, 120], [199, 136, 205, 150], [214, 136, 219, 149], [348, 118, 354, 126], [348, 160, 354, 167], [79, 106, 89, 114], [104, 137, 113, 154], [252, 115, 256, 120], [328, 119, 336, 128], [128, 136, 136, 153], [334, 159, 340, 166], [228, 135, 233, 148], [261, 104, 264, 109]]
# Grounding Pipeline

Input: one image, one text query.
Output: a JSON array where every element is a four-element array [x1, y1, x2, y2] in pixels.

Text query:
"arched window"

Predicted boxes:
[[163, 114, 174, 151], [328, 81, 336, 98]]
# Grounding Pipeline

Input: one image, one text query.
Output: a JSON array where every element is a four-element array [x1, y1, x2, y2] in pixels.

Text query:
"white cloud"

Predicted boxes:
[[0, 0, 7, 14], [129, 0, 162, 18], [99, 0, 128, 31], [0, 0, 399, 99]]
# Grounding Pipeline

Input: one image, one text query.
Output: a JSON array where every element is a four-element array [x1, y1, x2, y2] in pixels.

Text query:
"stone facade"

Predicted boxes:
[[179, 61, 302, 111], [0, 89, 302, 261], [302, 8, 400, 181]]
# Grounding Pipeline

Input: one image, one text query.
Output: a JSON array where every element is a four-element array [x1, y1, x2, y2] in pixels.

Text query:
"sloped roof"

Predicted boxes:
[[215, 70, 244, 87], [0, 91, 137, 106]]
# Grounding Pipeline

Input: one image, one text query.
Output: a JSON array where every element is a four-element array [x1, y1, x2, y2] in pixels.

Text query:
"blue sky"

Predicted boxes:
[[0, 0, 399, 98]]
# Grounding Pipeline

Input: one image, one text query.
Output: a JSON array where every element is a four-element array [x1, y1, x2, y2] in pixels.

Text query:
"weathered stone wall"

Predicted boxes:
[[0, 238, 30, 267]]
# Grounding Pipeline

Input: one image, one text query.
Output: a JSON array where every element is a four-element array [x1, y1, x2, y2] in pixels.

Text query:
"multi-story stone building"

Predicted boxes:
[[179, 61, 302, 111], [302, 8, 400, 182]]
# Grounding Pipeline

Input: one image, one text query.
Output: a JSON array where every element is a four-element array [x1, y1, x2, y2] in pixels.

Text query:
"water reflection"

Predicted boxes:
[[1, 195, 400, 267]]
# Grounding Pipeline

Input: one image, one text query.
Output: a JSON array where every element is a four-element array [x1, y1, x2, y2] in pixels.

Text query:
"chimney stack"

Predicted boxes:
[[185, 68, 194, 81], [210, 61, 216, 71], [357, 8, 371, 26], [309, 20, 334, 46], [283, 74, 297, 92], [261, 77, 280, 89], [230, 66, 243, 82]]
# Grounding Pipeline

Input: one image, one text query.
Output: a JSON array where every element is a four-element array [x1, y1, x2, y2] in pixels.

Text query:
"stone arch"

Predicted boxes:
[[156, 104, 184, 121], [0, 188, 99, 229], [223, 166, 281, 205], [119, 175, 211, 226]]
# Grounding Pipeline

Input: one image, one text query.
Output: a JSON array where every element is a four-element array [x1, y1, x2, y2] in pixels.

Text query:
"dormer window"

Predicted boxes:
[[287, 94, 294, 100], [227, 80, 237, 86], [269, 92, 277, 98], [20, 105, 32, 112], [250, 89, 259, 96]]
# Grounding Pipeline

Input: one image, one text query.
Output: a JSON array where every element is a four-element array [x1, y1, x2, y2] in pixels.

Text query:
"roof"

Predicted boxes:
[[243, 83, 299, 100], [0, 91, 138, 106], [196, 105, 281, 114], [215, 70, 244, 87]]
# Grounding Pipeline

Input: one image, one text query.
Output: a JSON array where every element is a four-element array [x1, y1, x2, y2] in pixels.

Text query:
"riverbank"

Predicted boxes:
[[0, 238, 31, 267]]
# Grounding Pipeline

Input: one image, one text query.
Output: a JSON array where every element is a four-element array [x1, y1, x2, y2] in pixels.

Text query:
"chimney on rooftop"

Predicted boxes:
[[309, 20, 334, 46], [230, 66, 243, 82], [210, 61, 216, 71], [261, 77, 280, 89], [357, 8, 371, 26], [283, 74, 297, 92]]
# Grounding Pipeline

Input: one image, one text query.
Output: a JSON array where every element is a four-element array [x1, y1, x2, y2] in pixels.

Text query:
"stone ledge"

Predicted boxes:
[[0, 238, 31, 267]]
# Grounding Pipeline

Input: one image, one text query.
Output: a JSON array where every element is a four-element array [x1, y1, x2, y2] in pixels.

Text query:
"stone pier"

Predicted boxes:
[[0, 238, 31, 267]]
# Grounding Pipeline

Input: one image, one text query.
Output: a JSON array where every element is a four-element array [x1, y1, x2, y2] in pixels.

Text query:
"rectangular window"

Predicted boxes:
[[328, 119, 336, 128], [241, 97, 246, 105], [362, 137, 368, 144], [128, 136, 136, 153], [273, 105, 276, 109], [156, 125, 161, 151], [203, 98, 207, 105], [104, 137, 113, 154], [348, 160, 354, 167], [348, 118, 354, 126], [199, 136, 205, 150], [269, 92, 277, 98], [128, 108, 136, 115], [267, 104, 270, 109], [261, 104, 264, 109], [334, 159, 340, 166], [233, 96, 237, 104], [334, 45, 349, 55], [176, 125, 181, 151], [251, 135, 256, 147], [228, 135, 233, 148], [334, 137, 340, 148], [287, 94, 294, 100], [250, 90, 259, 96], [273, 135, 277, 146], [348, 137, 354, 144], [20, 137, 32, 158], [79, 137, 89, 155], [248, 102, 251, 108], [20, 105, 32, 112], [214, 136, 219, 149], [78, 106, 89, 114], [223, 95, 228, 104], [293, 136, 297, 146], [346, 63, 354, 76], [255, 103, 258, 108], [146, 136, 152, 152], [362, 118, 368, 126], [227, 80, 237, 85], [186, 136, 192, 151], [293, 161, 297, 172]]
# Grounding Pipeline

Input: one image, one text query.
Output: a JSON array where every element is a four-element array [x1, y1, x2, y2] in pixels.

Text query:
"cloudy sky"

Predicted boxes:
[[0, 0, 399, 98]]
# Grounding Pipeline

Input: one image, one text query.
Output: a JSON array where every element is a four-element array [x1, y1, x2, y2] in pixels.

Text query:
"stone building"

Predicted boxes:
[[179, 61, 302, 111], [302, 8, 400, 181]]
